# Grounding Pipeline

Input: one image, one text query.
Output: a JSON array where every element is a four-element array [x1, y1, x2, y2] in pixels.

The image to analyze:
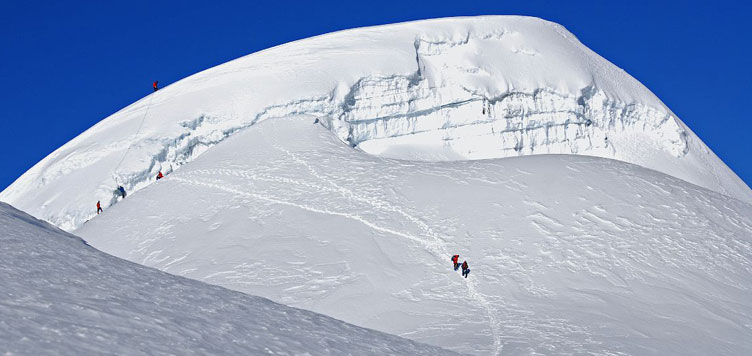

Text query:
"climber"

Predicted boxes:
[[118, 185, 126, 199], [153, 80, 159, 92], [156, 171, 164, 180], [461, 260, 470, 278], [451, 254, 460, 271], [96, 201, 103, 215]]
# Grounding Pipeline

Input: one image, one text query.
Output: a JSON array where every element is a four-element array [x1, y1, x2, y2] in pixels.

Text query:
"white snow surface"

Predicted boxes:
[[77, 117, 752, 356], [0, 201, 461, 356], [1, 16, 750, 231]]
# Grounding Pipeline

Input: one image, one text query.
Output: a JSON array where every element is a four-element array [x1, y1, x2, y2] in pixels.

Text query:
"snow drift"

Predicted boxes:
[[0, 201, 460, 356], [1, 16, 750, 231]]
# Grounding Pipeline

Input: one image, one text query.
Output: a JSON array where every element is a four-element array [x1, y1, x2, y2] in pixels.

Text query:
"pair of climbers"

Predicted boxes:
[[115, 170, 163, 198], [97, 172, 164, 216], [450, 254, 470, 278], [99, 82, 162, 217], [94, 186, 126, 215]]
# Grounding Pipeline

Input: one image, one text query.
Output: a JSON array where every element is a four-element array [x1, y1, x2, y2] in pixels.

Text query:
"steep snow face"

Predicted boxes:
[[0, 202, 460, 356], [1, 16, 750, 231], [79, 118, 752, 356]]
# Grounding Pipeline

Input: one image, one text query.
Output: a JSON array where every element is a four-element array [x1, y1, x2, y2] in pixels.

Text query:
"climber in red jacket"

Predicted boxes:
[[451, 254, 460, 271]]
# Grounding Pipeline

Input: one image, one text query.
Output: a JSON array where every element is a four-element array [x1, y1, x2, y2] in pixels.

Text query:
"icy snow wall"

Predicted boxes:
[[2, 16, 750, 230]]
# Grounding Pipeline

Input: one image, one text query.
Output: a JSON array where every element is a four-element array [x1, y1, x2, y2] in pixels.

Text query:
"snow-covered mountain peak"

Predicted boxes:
[[3, 15, 751, 356], [2, 15, 750, 229]]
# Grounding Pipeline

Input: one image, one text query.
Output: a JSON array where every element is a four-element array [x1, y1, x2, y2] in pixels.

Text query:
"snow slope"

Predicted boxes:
[[2, 16, 750, 231], [79, 117, 752, 356], [0, 201, 461, 356]]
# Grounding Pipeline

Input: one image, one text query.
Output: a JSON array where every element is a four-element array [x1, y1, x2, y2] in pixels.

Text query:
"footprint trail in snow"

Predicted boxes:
[[81, 118, 752, 356]]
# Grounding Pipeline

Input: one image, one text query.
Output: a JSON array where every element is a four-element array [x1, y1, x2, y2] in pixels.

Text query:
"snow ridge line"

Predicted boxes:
[[275, 145, 448, 252], [190, 169, 346, 197], [170, 176, 434, 249]]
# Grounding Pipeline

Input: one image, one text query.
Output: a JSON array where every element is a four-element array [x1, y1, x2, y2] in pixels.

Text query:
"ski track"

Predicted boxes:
[[272, 143, 504, 355], [122, 143, 752, 356], [86, 120, 752, 355], [78, 125, 752, 355], [171, 176, 433, 248], [173, 139, 505, 355]]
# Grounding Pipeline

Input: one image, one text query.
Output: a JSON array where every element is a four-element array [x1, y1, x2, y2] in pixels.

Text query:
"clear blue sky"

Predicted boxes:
[[1, 1, 749, 192]]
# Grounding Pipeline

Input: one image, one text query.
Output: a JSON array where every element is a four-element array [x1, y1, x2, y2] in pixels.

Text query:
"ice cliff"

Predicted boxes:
[[2, 16, 750, 230]]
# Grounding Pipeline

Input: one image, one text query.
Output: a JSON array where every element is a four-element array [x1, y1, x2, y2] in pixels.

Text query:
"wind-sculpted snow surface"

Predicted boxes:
[[1, 16, 750, 231], [79, 118, 752, 356], [0, 202, 461, 356]]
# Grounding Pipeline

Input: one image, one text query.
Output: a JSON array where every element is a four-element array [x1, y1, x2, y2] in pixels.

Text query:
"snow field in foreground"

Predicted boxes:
[[0, 202, 461, 356], [80, 117, 752, 356]]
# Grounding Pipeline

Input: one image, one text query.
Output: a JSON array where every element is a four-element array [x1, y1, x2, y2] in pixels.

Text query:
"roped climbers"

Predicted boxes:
[[110, 81, 159, 202], [96, 81, 163, 221], [450, 254, 471, 278]]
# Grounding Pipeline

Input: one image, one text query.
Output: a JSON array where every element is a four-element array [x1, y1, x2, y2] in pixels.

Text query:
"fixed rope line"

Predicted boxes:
[[112, 92, 156, 184]]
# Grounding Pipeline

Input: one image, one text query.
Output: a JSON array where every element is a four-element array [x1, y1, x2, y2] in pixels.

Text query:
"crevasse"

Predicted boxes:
[[5, 16, 747, 232], [108, 32, 690, 223]]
